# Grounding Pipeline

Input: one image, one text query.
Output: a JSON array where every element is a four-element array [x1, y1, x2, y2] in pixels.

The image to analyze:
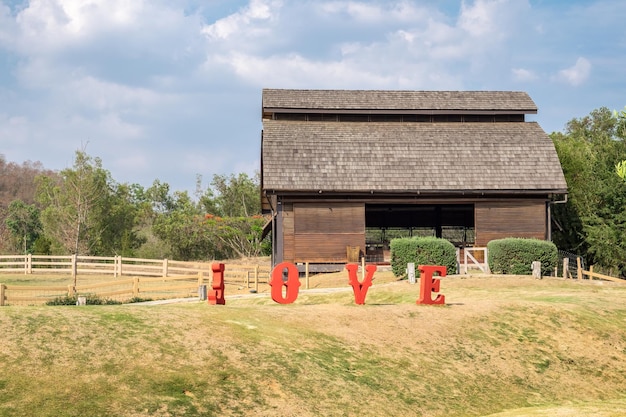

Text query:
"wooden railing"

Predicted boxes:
[[0, 255, 272, 306], [561, 256, 625, 283], [0, 273, 205, 306]]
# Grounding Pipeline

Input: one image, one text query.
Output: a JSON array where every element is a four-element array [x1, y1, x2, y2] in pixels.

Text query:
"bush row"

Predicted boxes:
[[390, 236, 558, 277]]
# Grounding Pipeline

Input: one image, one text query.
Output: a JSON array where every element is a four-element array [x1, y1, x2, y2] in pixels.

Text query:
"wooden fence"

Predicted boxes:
[[0, 255, 271, 306]]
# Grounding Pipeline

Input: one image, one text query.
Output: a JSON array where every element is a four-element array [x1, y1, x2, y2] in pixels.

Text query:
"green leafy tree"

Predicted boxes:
[[152, 191, 225, 260], [93, 182, 146, 256], [204, 214, 267, 258], [202, 172, 260, 217], [4, 200, 42, 254], [551, 107, 626, 276], [36, 150, 111, 255]]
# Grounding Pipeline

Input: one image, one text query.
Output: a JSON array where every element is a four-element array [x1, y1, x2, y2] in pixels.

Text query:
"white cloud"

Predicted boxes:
[[458, 0, 529, 39], [556, 57, 591, 86], [511, 67, 537, 82], [202, 0, 282, 40]]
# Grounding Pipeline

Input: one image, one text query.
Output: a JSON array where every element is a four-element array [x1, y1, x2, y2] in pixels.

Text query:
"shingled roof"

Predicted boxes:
[[262, 121, 567, 194], [262, 89, 538, 114]]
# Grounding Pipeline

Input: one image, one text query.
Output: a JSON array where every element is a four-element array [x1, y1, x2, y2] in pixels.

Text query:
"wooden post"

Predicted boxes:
[[246, 271, 250, 288], [0, 284, 5, 307], [254, 265, 259, 293], [484, 248, 490, 273], [133, 277, 139, 297], [67, 284, 75, 297], [576, 257, 582, 280], [26, 253, 32, 274], [589, 265, 594, 281], [197, 271, 203, 286], [162, 259, 168, 277], [305, 262, 310, 290], [71, 254, 77, 287], [563, 258, 569, 279], [361, 256, 365, 281]]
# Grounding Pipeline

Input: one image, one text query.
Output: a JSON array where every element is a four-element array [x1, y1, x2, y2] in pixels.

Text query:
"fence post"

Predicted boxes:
[[562, 258, 568, 279], [589, 265, 594, 281], [254, 265, 259, 292], [133, 277, 139, 297], [305, 262, 310, 290], [67, 284, 75, 297], [71, 254, 77, 281], [197, 271, 203, 286], [483, 247, 491, 274], [163, 259, 168, 277], [26, 253, 32, 274], [0, 284, 5, 306], [576, 257, 582, 280]]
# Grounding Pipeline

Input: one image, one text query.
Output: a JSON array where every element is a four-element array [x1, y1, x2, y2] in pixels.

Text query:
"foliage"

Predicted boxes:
[[390, 236, 457, 277], [45, 293, 121, 305], [551, 107, 626, 276], [204, 214, 268, 258], [0, 155, 58, 207], [3, 149, 267, 262], [487, 238, 558, 275], [152, 192, 223, 261], [198, 172, 261, 217], [4, 200, 42, 254], [36, 150, 111, 255], [153, 172, 266, 260]]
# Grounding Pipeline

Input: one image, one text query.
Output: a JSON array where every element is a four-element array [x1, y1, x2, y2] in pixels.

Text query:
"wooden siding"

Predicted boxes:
[[475, 201, 547, 246], [292, 203, 365, 263], [282, 203, 294, 262]]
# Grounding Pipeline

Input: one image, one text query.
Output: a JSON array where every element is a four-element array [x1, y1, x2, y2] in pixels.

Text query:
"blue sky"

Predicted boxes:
[[1, 0, 625, 195]]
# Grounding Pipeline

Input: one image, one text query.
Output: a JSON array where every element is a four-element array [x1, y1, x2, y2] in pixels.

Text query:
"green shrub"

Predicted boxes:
[[46, 294, 121, 306], [390, 236, 457, 277], [487, 238, 558, 276]]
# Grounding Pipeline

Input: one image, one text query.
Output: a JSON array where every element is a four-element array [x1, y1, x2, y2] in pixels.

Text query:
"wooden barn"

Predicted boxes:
[[260, 89, 567, 268]]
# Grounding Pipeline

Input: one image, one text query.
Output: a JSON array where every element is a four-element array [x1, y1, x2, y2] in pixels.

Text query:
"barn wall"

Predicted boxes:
[[475, 200, 547, 246], [281, 203, 294, 263], [287, 202, 365, 263]]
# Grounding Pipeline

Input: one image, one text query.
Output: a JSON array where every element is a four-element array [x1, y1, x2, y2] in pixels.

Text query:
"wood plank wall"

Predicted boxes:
[[281, 202, 365, 263], [475, 200, 547, 246]]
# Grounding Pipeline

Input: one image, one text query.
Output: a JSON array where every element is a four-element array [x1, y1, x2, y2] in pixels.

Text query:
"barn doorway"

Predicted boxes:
[[364, 204, 475, 263]]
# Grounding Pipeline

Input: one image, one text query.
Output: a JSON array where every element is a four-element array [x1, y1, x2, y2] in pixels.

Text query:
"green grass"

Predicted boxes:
[[1, 276, 626, 416]]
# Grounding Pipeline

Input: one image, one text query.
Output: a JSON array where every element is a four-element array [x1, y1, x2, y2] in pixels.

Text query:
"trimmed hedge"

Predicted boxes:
[[390, 237, 457, 277], [487, 238, 558, 276]]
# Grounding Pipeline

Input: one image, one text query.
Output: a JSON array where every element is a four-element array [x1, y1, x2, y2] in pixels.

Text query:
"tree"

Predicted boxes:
[[204, 214, 267, 258], [4, 200, 42, 254], [551, 107, 626, 276], [201, 172, 261, 217], [36, 150, 110, 255], [152, 191, 225, 260]]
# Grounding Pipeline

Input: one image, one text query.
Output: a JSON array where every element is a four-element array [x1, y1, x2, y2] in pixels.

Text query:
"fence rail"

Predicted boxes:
[[0, 255, 271, 306]]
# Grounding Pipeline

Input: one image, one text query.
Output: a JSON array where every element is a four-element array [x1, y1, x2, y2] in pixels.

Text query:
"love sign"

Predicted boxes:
[[207, 262, 446, 306]]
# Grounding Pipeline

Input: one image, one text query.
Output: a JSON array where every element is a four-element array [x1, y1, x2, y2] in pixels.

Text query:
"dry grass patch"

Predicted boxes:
[[1, 275, 626, 416]]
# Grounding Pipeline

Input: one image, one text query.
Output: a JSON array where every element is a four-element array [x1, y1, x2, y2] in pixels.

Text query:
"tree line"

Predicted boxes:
[[0, 151, 267, 261]]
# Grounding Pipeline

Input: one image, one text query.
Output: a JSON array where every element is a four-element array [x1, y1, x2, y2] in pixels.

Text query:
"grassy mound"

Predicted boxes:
[[1, 275, 625, 416]]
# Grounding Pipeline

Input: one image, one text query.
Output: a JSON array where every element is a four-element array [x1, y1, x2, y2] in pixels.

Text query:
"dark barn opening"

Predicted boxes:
[[365, 204, 475, 263]]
